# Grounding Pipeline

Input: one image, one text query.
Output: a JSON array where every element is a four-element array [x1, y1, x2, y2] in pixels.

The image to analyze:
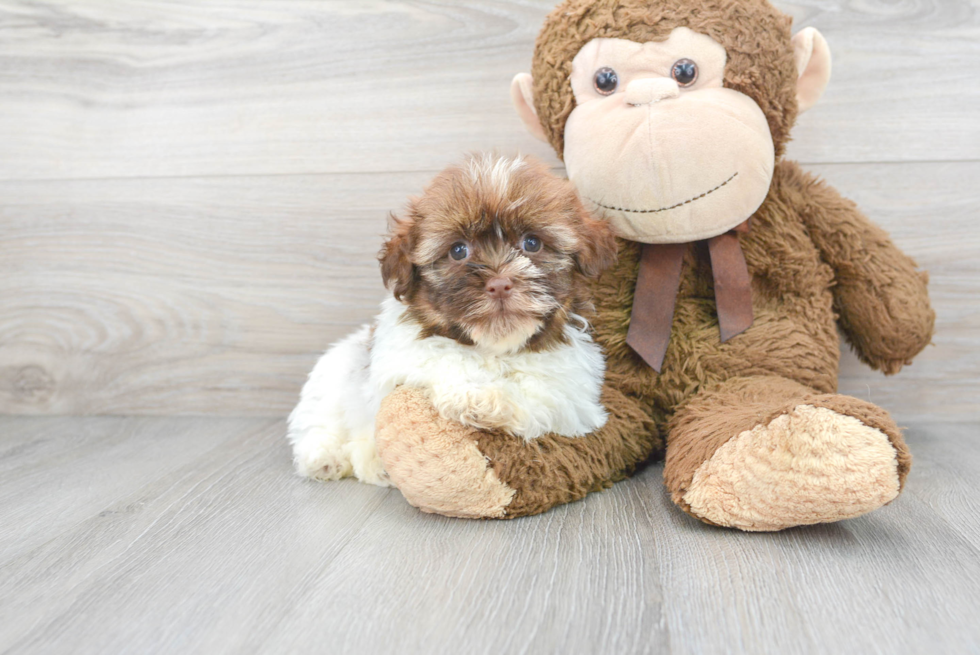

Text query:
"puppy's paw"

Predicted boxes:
[[453, 386, 528, 435], [292, 431, 353, 482], [347, 437, 392, 488]]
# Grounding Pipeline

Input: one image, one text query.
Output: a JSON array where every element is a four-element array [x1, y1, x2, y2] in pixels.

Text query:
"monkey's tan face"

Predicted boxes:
[[564, 27, 775, 243]]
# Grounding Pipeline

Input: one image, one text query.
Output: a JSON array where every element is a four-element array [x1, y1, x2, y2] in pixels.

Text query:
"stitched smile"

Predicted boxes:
[[590, 172, 738, 214]]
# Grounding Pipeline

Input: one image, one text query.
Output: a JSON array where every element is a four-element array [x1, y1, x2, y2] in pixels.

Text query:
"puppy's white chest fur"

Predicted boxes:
[[371, 298, 608, 440]]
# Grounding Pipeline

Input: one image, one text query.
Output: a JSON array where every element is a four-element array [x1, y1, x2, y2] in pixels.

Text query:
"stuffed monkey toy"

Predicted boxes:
[[374, 0, 935, 530]]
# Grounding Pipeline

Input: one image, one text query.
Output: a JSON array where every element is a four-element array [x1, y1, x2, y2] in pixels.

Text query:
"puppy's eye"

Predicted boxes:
[[521, 235, 542, 253], [449, 242, 469, 261], [671, 59, 698, 87], [593, 67, 619, 95]]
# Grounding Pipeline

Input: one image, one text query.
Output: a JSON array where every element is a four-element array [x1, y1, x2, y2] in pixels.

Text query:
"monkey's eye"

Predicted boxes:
[[593, 67, 619, 95], [449, 242, 469, 261], [521, 235, 542, 253], [671, 59, 698, 87]]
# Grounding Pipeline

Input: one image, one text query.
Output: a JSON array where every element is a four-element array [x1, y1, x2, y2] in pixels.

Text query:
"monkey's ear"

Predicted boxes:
[[378, 212, 417, 301], [792, 27, 832, 113], [574, 212, 620, 278], [511, 73, 549, 143]]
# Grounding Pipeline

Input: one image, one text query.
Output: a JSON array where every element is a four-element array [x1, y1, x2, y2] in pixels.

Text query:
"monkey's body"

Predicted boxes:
[[373, 0, 935, 529], [600, 160, 932, 414], [377, 161, 931, 527]]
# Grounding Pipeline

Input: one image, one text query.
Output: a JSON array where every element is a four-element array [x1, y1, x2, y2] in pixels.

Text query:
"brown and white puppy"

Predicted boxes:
[[381, 153, 618, 354], [288, 154, 618, 486]]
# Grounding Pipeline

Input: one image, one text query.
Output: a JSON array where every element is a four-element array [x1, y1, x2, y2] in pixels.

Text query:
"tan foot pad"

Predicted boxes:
[[376, 387, 516, 519], [684, 405, 901, 531]]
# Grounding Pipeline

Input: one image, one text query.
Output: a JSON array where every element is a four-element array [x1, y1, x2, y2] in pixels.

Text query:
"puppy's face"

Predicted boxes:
[[380, 155, 618, 353]]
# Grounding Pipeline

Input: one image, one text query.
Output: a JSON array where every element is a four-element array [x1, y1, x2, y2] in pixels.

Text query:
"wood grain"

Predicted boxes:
[[0, 172, 407, 414], [0, 0, 977, 183], [1, 162, 975, 418], [1, 417, 978, 654], [0, 416, 274, 562]]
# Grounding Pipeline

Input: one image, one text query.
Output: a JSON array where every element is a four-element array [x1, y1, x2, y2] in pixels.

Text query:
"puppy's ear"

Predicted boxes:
[[574, 209, 619, 278], [378, 208, 418, 300]]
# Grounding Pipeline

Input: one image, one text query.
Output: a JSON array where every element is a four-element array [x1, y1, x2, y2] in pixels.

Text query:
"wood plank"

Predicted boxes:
[[261, 479, 668, 655], [0, 416, 274, 562], [0, 417, 393, 653], [0, 0, 976, 182], [0, 0, 558, 181], [644, 423, 980, 654], [782, 0, 980, 165], [0, 171, 411, 415], [903, 422, 980, 550], [1, 161, 974, 418], [1, 417, 978, 654]]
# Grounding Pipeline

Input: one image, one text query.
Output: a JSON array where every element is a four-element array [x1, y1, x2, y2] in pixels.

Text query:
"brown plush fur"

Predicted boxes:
[[379, 155, 618, 353], [474, 384, 660, 517], [375, 0, 934, 524]]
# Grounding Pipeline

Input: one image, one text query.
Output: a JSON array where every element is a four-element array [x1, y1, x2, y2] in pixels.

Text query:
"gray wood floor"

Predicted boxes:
[[1, 1, 978, 653], [1, 417, 979, 654]]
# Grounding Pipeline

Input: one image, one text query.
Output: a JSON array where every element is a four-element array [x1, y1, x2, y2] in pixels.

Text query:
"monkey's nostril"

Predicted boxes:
[[486, 276, 514, 299]]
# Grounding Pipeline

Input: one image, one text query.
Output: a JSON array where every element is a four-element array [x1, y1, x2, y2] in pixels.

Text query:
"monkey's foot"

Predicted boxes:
[[665, 376, 911, 531], [683, 405, 902, 531]]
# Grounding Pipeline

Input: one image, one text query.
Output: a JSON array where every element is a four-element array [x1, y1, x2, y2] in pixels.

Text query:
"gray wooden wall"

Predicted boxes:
[[1, 0, 977, 420]]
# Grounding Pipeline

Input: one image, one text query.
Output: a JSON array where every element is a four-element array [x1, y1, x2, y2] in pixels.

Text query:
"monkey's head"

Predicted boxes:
[[512, 0, 831, 244]]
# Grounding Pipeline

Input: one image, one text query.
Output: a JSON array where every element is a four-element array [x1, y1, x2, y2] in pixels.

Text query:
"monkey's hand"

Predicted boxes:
[[789, 161, 935, 374], [376, 387, 516, 519], [834, 267, 934, 375]]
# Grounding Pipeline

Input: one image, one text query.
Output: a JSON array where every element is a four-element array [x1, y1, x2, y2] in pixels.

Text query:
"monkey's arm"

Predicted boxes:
[[790, 162, 935, 374], [375, 383, 660, 518]]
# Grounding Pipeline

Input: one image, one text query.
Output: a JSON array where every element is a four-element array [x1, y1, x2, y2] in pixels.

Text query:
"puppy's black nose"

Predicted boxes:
[[485, 276, 514, 300]]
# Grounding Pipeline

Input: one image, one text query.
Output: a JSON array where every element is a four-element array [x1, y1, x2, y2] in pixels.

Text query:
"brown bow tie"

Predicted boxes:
[[626, 221, 753, 372]]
